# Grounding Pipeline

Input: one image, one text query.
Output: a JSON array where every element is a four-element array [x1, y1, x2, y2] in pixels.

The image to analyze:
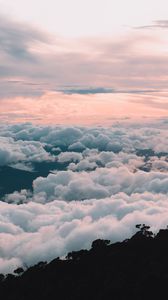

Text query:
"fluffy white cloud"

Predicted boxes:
[[0, 192, 168, 274], [149, 156, 168, 172], [0, 120, 167, 154], [4, 190, 32, 205], [70, 150, 145, 171], [0, 136, 55, 167], [57, 152, 83, 163], [8, 166, 166, 203], [0, 119, 168, 274], [69, 159, 97, 171]]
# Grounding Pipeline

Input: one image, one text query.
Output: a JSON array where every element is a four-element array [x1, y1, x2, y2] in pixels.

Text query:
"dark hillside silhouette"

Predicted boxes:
[[1, 225, 168, 299]]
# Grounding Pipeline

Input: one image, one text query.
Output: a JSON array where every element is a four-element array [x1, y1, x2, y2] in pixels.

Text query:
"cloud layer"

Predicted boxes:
[[0, 120, 168, 273], [1, 192, 168, 274]]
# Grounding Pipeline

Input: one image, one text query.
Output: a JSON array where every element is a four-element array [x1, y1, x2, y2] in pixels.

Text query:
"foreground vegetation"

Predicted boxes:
[[1, 225, 168, 299]]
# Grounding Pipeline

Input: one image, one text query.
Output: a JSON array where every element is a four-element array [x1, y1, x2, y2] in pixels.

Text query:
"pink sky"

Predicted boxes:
[[0, 5, 168, 124], [1, 91, 168, 125]]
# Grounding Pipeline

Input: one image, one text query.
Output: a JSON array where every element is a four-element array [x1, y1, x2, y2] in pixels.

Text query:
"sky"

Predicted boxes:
[[1, 0, 168, 37], [0, 0, 168, 124]]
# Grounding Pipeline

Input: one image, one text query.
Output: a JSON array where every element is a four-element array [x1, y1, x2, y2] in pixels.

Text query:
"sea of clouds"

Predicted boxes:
[[0, 119, 168, 273]]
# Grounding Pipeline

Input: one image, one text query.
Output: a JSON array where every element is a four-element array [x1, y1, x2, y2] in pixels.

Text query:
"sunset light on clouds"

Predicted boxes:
[[0, 0, 168, 123], [0, 0, 168, 282], [0, 91, 168, 125]]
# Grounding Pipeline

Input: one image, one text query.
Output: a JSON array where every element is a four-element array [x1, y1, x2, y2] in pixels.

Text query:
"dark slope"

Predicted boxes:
[[1, 226, 168, 299], [0, 166, 37, 197], [0, 162, 68, 198]]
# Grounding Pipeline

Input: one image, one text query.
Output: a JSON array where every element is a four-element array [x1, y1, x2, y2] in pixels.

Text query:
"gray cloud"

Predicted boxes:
[[0, 15, 48, 62], [59, 87, 159, 95], [1, 16, 168, 97], [135, 20, 168, 30], [61, 87, 114, 95]]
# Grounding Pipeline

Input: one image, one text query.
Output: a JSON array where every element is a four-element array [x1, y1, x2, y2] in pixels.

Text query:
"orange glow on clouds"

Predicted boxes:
[[0, 91, 168, 126]]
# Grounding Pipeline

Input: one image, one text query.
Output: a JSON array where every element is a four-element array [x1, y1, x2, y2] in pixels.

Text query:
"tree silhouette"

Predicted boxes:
[[91, 239, 110, 249], [136, 224, 154, 238]]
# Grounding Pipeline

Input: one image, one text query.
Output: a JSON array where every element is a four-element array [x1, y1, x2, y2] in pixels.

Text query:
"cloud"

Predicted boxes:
[[0, 16, 41, 62], [149, 157, 168, 172], [1, 192, 168, 274], [61, 87, 114, 95], [0, 15, 50, 71], [57, 152, 83, 163], [0, 136, 55, 167], [0, 120, 168, 156], [59, 87, 160, 97], [0, 87, 168, 124], [135, 20, 168, 30], [1, 15, 168, 98], [0, 120, 168, 274], [13, 166, 167, 203]]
